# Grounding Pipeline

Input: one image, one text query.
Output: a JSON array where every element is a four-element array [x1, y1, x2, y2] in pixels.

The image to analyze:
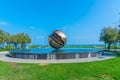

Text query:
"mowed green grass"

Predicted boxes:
[[0, 51, 120, 80]]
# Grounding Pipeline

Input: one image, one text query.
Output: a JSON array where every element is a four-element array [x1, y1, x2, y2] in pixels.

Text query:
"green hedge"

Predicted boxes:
[[28, 45, 40, 49]]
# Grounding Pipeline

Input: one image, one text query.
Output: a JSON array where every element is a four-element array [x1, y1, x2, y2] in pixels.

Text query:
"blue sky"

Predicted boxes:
[[0, 0, 120, 45]]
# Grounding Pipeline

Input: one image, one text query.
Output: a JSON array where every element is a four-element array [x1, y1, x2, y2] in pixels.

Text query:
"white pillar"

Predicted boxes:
[[75, 53, 79, 59], [47, 54, 50, 60], [88, 52, 91, 58]]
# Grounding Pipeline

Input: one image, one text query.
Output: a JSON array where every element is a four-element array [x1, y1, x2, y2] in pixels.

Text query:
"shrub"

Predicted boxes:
[[29, 45, 40, 49]]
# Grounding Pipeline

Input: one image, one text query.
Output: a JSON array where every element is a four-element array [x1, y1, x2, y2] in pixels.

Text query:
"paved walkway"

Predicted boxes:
[[0, 52, 116, 64]]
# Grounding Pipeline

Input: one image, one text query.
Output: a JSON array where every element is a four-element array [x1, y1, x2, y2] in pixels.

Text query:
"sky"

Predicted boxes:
[[0, 0, 120, 45]]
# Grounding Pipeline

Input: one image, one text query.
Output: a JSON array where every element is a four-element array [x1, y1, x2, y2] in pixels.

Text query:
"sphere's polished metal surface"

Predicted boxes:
[[48, 30, 67, 49]]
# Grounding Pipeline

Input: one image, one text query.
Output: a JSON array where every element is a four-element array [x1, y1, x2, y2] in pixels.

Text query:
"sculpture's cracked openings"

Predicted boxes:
[[48, 30, 67, 49]]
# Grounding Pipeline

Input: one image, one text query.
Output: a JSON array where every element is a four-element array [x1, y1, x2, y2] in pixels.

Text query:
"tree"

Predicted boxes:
[[16, 33, 31, 49], [24, 34, 31, 48], [10, 34, 18, 48], [118, 26, 120, 43], [0, 28, 32, 49], [0, 29, 6, 48], [100, 27, 119, 49], [4, 32, 11, 46]]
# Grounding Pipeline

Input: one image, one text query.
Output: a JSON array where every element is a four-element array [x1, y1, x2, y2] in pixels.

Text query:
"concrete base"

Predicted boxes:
[[0, 52, 116, 64]]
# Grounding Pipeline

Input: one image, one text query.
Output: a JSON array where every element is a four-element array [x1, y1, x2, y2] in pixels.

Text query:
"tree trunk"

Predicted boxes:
[[20, 44, 22, 49], [21, 44, 23, 49], [105, 43, 106, 49], [23, 44, 26, 49], [114, 44, 117, 49], [14, 43, 17, 49], [107, 43, 112, 50], [20, 44, 26, 49], [1, 43, 5, 49]]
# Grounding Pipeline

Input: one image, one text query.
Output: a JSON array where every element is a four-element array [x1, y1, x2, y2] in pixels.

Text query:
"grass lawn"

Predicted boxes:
[[0, 49, 10, 52], [0, 51, 120, 80]]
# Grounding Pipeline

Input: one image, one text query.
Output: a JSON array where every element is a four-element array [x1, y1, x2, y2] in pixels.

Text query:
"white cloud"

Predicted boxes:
[[30, 26, 34, 30], [0, 21, 8, 26], [35, 36, 44, 39], [61, 25, 70, 31]]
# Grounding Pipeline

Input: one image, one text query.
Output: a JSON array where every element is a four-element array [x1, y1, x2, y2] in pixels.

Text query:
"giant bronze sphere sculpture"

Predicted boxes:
[[48, 30, 67, 49]]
